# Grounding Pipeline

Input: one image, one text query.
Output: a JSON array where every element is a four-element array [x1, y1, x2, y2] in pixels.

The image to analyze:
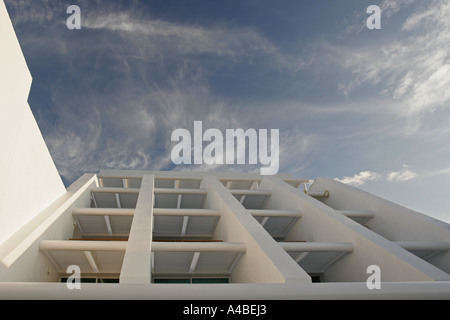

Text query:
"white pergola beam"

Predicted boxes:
[[295, 252, 309, 263], [74, 208, 222, 217], [248, 209, 302, 218], [151, 241, 246, 253], [181, 216, 189, 236], [73, 208, 135, 216], [228, 252, 243, 273], [91, 187, 140, 194], [104, 215, 113, 235], [91, 193, 98, 208], [84, 251, 99, 273], [230, 189, 271, 196], [260, 217, 269, 227], [279, 242, 354, 253], [115, 193, 121, 208], [189, 252, 200, 273], [177, 194, 182, 209], [154, 188, 207, 195], [153, 208, 220, 217], [40, 240, 128, 251]]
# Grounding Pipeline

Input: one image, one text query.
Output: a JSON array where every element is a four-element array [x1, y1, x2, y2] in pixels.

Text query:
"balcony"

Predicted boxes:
[[279, 241, 354, 274], [39, 239, 246, 280]]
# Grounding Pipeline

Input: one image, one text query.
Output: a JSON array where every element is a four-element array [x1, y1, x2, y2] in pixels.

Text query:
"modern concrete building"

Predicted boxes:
[[1, 0, 450, 299]]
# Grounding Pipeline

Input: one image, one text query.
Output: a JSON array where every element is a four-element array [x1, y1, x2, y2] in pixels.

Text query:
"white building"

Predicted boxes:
[[1, 0, 450, 299]]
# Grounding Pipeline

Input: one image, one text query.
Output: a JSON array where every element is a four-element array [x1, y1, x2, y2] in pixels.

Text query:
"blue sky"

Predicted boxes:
[[4, 0, 450, 222]]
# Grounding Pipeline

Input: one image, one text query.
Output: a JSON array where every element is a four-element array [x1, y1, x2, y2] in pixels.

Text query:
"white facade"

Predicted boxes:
[[1, 169, 450, 299], [0, 0, 66, 247], [1, 0, 450, 299]]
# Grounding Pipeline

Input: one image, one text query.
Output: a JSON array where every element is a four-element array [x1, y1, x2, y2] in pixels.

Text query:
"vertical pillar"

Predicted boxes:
[[201, 176, 310, 284], [119, 174, 154, 284]]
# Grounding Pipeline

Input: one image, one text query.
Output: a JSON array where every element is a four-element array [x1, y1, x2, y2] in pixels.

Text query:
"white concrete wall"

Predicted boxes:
[[0, 174, 97, 282], [119, 175, 154, 284], [0, 0, 66, 245], [2, 281, 450, 299], [261, 177, 450, 282], [311, 177, 450, 242], [201, 176, 310, 284], [309, 177, 450, 274]]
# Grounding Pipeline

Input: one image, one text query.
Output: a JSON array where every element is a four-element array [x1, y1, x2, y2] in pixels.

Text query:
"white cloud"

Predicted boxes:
[[277, 129, 319, 176], [380, 0, 417, 18], [6, 0, 293, 183], [425, 167, 450, 177], [402, 1, 449, 31], [335, 171, 381, 187], [332, 0, 450, 131], [344, 0, 417, 34], [386, 165, 418, 182], [78, 7, 288, 70], [336, 165, 419, 187]]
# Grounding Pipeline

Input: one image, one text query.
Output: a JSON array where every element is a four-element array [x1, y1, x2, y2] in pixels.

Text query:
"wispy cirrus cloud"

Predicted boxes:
[[324, 0, 450, 135], [4, 0, 449, 221], [5, 0, 298, 183], [344, 0, 417, 34], [82, 12, 280, 61]]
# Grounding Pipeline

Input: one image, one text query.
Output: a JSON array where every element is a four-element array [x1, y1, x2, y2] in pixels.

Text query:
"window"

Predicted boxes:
[[192, 278, 229, 284], [153, 277, 229, 284], [60, 277, 119, 283], [154, 278, 190, 284]]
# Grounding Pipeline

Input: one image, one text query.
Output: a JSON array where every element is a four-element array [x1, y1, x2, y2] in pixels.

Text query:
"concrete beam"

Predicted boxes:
[[119, 175, 154, 284]]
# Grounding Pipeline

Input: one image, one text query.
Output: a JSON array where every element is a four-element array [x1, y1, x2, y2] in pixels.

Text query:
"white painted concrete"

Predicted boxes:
[[0, 174, 97, 281], [0, 0, 66, 246], [1, 1, 450, 298], [119, 175, 154, 284], [309, 177, 450, 275], [0, 281, 449, 300], [261, 176, 450, 282], [201, 176, 311, 284]]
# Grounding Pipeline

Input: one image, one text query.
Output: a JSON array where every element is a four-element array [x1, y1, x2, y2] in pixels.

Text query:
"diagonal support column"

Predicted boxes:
[[200, 176, 311, 284], [119, 174, 154, 284]]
